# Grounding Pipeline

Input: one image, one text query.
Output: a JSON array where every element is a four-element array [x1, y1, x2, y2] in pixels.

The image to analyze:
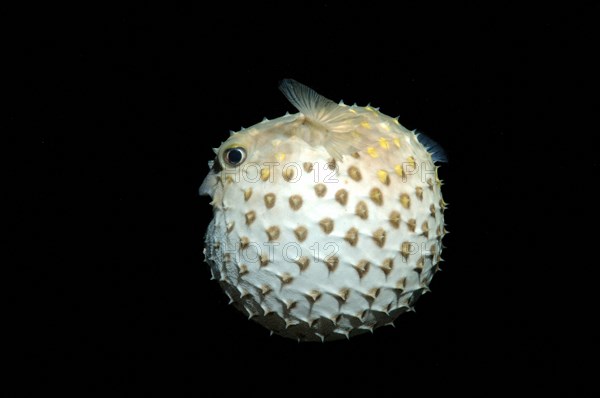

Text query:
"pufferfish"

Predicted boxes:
[[200, 79, 447, 342]]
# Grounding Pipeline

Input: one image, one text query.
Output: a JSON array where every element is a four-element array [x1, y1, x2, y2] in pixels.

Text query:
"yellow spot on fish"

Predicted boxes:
[[314, 183, 327, 197], [380, 259, 393, 276], [367, 147, 378, 158], [289, 195, 303, 211], [260, 167, 270, 181], [355, 201, 369, 219], [243, 188, 253, 201], [307, 290, 321, 302], [344, 227, 359, 246], [393, 137, 401, 148], [260, 284, 272, 295], [396, 277, 407, 291], [421, 221, 430, 238], [361, 121, 371, 129], [275, 152, 286, 162], [325, 256, 339, 273], [389, 211, 401, 229], [348, 166, 362, 181], [266, 226, 280, 241], [377, 170, 390, 185], [349, 108, 357, 114], [407, 156, 416, 169], [393, 118, 400, 125], [354, 260, 370, 279], [380, 122, 391, 132], [283, 167, 295, 182], [264, 193, 276, 209], [227, 222, 235, 233], [295, 256, 309, 271], [337, 288, 349, 302], [335, 189, 348, 206], [400, 193, 411, 209], [427, 178, 434, 190], [415, 186, 424, 201], [245, 211, 256, 226], [319, 218, 334, 234], [294, 226, 308, 242], [369, 188, 383, 206], [400, 242, 411, 259], [372, 228, 386, 248], [407, 218, 416, 232], [394, 164, 404, 178], [260, 254, 269, 267], [279, 273, 293, 284], [378, 137, 389, 150]]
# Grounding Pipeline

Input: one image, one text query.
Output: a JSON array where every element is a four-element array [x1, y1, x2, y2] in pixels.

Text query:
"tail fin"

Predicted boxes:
[[415, 131, 448, 163]]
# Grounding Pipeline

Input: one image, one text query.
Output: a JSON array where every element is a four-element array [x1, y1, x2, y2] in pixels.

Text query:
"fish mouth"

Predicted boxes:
[[199, 157, 224, 197]]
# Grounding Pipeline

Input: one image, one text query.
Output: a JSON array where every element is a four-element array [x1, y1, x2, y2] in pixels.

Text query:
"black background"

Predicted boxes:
[[19, 3, 598, 394]]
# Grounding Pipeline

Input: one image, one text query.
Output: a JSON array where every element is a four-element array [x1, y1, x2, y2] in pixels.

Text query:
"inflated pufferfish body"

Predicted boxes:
[[200, 80, 447, 342]]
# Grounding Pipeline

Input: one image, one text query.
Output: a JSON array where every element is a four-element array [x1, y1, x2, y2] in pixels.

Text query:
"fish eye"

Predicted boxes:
[[223, 147, 247, 166]]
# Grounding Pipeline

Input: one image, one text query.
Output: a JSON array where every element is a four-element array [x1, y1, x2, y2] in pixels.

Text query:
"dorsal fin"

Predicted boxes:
[[279, 79, 335, 121], [279, 79, 361, 134], [278, 79, 371, 160]]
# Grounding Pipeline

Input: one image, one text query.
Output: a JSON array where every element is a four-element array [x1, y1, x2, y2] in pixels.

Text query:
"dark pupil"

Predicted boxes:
[[227, 149, 243, 164]]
